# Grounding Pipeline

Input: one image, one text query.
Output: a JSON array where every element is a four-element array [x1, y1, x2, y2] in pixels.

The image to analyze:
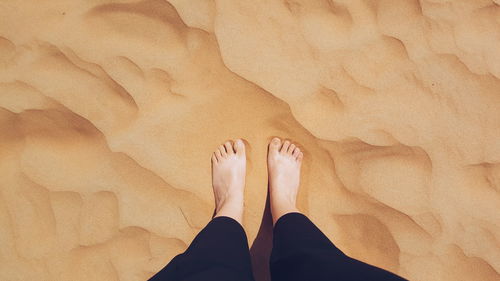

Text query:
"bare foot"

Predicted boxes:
[[211, 139, 246, 224], [267, 137, 303, 225]]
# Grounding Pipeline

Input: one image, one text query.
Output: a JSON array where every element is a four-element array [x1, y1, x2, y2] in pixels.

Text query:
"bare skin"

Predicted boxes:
[[211, 139, 246, 224], [210, 137, 303, 226], [267, 137, 303, 225]]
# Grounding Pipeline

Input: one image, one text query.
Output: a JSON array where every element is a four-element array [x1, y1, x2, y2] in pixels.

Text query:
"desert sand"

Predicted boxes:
[[1, 0, 499, 280]]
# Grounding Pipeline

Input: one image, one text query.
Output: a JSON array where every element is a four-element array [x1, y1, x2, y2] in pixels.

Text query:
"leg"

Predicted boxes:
[[270, 213, 407, 281], [267, 137, 407, 281], [149, 216, 254, 281], [149, 139, 254, 281]]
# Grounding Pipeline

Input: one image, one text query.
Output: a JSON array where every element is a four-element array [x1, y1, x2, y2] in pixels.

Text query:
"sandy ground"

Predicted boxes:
[[1, 0, 500, 280]]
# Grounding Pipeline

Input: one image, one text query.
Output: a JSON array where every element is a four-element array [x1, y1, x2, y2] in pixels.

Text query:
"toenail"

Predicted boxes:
[[272, 138, 280, 143]]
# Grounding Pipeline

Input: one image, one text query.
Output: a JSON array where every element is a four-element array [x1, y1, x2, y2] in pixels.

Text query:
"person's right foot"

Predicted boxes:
[[267, 137, 303, 225], [211, 139, 246, 224]]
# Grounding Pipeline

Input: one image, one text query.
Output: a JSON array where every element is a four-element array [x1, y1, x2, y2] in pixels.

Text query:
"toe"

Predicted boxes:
[[211, 153, 218, 164], [288, 144, 296, 154], [297, 152, 304, 162], [224, 141, 234, 155], [269, 137, 281, 152], [215, 149, 222, 160], [219, 145, 227, 157], [280, 140, 290, 153], [234, 139, 245, 155], [292, 147, 300, 158]]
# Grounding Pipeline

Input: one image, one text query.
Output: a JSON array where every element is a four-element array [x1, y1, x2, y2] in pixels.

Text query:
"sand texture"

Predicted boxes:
[[1, 0, 500, 280]]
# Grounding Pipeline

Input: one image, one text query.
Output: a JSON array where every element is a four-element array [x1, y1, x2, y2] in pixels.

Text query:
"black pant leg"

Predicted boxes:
[[149, 216, 255, 281], [270, 212, 407, 281]]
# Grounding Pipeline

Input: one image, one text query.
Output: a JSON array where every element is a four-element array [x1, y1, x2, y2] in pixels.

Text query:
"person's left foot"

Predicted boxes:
[[211, 139, 246, 224]]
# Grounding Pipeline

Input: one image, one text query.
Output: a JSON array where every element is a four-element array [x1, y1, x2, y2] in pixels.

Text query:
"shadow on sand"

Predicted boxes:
[[249, 189, 274, 281]]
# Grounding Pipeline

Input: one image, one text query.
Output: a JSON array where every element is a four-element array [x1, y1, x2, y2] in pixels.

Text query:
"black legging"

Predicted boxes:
[[149, 213, 407, 281]]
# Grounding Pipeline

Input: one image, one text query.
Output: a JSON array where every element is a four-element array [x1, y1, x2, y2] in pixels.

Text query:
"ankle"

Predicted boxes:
[[214, 194, 244, 224], [270, 194, 299, 225], [214, 207, 243, 225], [271, 204, 299, 225]]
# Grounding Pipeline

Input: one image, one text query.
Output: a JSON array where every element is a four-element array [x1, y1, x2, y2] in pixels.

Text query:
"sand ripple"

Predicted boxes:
[[0, 0, 499, 280]]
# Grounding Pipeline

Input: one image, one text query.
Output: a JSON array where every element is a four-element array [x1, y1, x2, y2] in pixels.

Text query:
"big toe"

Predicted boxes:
[[234, 139, 245, 155], [269, 137, 281, 152]]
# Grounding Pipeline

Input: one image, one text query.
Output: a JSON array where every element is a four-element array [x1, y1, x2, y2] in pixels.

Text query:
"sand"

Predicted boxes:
[[0, 0, 499, 280]]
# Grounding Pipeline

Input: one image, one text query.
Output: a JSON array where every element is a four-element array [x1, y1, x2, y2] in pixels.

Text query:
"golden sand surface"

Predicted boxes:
[[1, 0, 500, 280]]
